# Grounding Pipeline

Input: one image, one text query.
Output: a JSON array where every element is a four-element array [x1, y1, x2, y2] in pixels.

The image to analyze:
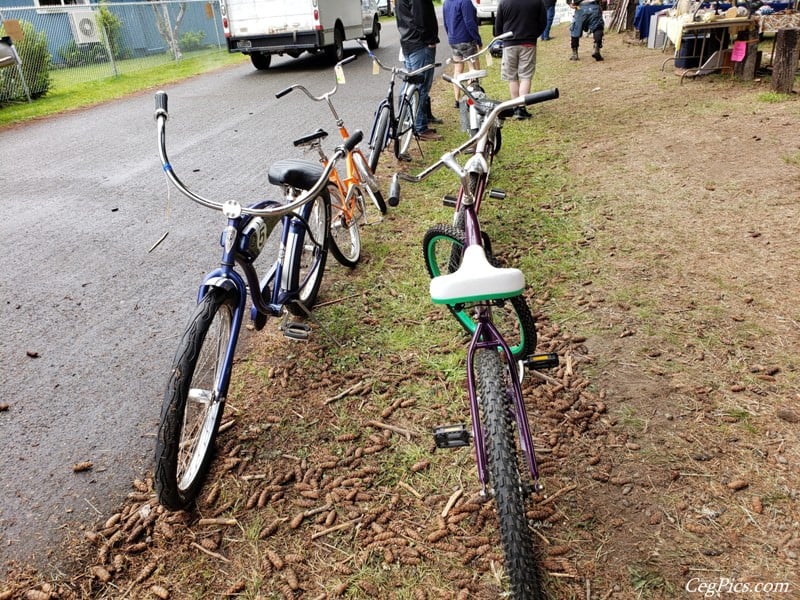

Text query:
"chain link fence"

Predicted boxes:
[[1, 0, 225, 104]]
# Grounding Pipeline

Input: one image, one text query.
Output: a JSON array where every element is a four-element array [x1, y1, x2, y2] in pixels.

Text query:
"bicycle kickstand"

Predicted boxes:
[[282, 301, 344, 348]]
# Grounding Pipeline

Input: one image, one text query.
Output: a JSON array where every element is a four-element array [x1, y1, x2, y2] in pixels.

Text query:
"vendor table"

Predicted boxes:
[[758, 12, 800, 33], [635, 2, 789, 39], [659, 16, 757, 80]]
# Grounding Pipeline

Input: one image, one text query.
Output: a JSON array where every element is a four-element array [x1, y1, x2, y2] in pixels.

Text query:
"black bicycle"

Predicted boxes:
[[357, 40, 438, 173]]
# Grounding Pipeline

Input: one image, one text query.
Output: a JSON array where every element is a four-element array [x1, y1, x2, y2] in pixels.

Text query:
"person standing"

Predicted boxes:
[[395, 0, 443, 141], [443, 0, 482, 109], [493, 0, 548, 119], [541, 0, 557, 41], [569, 0, 605, 61]]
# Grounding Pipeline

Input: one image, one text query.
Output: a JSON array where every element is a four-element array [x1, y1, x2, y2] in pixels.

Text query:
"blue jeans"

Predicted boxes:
[[403, 46, 436, 134], [541, 6, 555, 40]]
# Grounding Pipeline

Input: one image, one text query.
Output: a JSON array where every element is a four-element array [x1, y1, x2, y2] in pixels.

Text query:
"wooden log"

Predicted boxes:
[[733, 28, 760, 81], [771, 28, 799, 94]]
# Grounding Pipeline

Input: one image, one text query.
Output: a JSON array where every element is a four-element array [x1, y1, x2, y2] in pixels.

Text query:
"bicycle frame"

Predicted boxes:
[[458, 202, 540, 492], [197, 201, 326, 399]]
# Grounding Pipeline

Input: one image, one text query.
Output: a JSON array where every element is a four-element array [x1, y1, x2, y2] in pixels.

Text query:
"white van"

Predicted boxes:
[[471, 0, 498, 23], [220, 0, 382, 70]]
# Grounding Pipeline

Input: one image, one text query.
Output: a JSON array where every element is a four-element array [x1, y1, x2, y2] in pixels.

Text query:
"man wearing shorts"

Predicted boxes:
[[443, 0, 482, 109], [493, 0, 548, 120]]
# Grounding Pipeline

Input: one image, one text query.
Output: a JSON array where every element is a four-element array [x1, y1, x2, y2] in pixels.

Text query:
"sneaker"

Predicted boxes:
[[453, 100, 460, 109], [428, 115, 444, 124], [514, 107, 532, 120], [417, 129, 443, 141]]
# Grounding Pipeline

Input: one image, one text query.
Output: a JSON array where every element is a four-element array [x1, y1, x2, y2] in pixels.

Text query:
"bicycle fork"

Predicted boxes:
[[468, 317, 542, 497]]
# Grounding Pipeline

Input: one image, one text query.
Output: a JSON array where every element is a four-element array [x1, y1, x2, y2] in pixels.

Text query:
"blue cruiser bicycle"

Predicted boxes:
[[152, 91, 363, 510]]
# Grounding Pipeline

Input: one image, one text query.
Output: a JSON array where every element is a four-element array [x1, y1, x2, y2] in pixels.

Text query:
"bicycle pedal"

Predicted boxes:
[[442, 195, 458, 208], [488, 188, 506, 199], [524, 353, 559, 371], [433, 424, 471, 448], [281, 321, 311, 341]]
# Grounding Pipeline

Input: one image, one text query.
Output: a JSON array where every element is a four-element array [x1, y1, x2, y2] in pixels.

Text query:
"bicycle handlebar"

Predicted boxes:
[[154, 91, 362, 218], [275, 55, 357, 101], [391, 88, 559, 202], [356, 39, 439, 80], [446, 31, 513, 67]]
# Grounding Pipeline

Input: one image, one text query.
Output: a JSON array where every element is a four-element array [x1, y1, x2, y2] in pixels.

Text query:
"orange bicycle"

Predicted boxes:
[[277, 56, 386, 267]]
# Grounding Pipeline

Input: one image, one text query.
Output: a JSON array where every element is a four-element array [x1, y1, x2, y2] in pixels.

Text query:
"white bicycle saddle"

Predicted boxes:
[[430, 245, 524, 305]]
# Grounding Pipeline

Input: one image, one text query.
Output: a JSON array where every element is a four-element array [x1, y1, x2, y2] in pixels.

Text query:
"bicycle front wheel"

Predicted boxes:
[[396, 87, 419, 158], [285, 190, 330, 316], [422, 224, 537, 360], [155, 287, 236, 510], [475, 348, 541, 599], [327, 183, 362, 268], [368, 105, 391, 174]]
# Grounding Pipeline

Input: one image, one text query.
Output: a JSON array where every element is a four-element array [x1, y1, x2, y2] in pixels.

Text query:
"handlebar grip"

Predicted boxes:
[[340, 54, 357, 66], [155, 91, 168, 117], [434, 62, 442, 68], [275, 86, 293, 99], [523, 88, 559, 106], [343, 129, 363, 152], [441, 74, 454, 84], [388, 174, 400, 207]]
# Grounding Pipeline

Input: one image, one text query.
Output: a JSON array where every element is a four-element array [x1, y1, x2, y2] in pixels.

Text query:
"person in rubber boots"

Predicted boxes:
[[569, 0, 605, 61]]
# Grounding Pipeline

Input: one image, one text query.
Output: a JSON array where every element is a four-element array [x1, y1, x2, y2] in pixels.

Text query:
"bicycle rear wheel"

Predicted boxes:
[[422, 224, 537, 360], [475, 348, 541, 599], [327, 183, 362, 268], [396, 87, 419, 157], [155, 287, 236, 510], [368, 105, 391, 174], [285, 189, 330, 316], [353, 150, 387, 214]]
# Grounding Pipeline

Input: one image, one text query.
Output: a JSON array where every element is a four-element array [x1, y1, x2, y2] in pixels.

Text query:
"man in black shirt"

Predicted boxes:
[[493, 0, 548, 119]]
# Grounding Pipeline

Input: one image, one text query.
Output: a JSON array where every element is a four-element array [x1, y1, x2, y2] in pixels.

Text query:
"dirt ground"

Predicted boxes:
[[3, 26, 800, 600]]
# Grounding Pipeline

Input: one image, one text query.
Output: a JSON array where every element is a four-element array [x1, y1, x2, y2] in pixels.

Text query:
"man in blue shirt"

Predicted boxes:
[[443, 0, 482, 109]]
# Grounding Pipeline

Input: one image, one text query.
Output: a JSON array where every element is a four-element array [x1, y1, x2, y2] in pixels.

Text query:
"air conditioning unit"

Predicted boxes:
[[69, 9, 100, 45]]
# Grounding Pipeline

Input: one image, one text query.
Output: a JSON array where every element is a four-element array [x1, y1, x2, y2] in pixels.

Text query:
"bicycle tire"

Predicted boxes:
[[353, 150, 387, 214], [422, 224, 537, 360], [285, 189, 330, 316], [396, 87, 419, 158], [368, 105, 391, 174], [327, 183, 362, 268], [475, 348, 541, 599], [154, 287, 236, 510]]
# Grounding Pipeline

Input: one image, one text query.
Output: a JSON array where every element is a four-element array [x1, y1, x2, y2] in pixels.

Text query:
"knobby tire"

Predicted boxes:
[[475, 349, 542, 599]]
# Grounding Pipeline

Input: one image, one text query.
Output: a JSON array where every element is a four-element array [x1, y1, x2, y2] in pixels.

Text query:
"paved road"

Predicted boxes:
[[0, 21, 419, 574]]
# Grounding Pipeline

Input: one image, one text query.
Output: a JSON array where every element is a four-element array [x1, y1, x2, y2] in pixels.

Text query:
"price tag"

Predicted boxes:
[[485, 52, 493, 67], [373, 59, 380, 75], [335, 64, 345, 84]]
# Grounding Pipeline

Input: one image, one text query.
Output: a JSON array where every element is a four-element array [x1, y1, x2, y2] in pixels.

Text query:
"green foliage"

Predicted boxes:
[[98, 3, 129, 60], [179, 30, 207, 52], [0, 20, 52, 101], [58, 40, 108, 68]]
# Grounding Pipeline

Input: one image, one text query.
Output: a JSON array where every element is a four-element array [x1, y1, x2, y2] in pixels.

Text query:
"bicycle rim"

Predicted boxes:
[[285, 191, 330, 316], [328, 184, 362, 267], [155, 288, 235, 510], [397, 88, 419, 157], [422, 224, 537, 360], [475, 348, 541, 599]]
